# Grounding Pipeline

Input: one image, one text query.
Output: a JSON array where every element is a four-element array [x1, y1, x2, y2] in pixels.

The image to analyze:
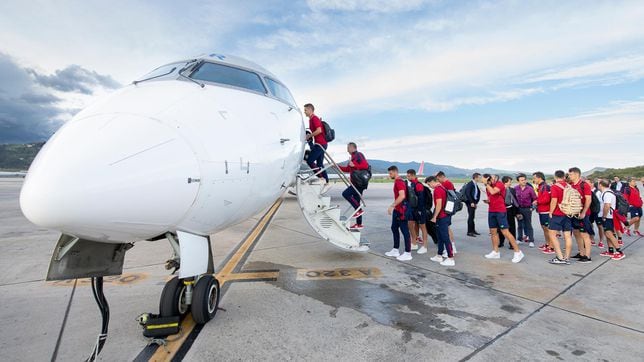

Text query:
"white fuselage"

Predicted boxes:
[[20, 74, 305, 243]]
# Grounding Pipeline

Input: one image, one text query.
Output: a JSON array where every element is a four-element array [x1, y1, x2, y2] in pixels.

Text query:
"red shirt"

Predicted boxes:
[[434, 185, 448, 219], [626, 186, 643, 207], [551, 180, 568, 216], [570, 180, 592, 216], [338, 152, 369, 179], [487, 181, 507, 213], [308, 114, 327, 146], [393, 177, 407, 214], [536, 182, 551, 213], [441, 179, 455, 191]]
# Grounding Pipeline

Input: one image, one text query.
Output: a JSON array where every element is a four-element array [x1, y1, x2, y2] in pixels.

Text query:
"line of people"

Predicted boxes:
[[303, 105, 642, 266]]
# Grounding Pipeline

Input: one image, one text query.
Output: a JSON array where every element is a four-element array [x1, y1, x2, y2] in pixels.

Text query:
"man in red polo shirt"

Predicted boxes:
[[385, 166, 412, 261], [548, 170, 574, 265], [624, 177, 643, 236], [568, 167, 593, 263], [482, 174, 524, 263], [427, 176, 455, 266], [303, 103, 330, 194], [436, 171, 456, 253], [533, 172, 554, 254]]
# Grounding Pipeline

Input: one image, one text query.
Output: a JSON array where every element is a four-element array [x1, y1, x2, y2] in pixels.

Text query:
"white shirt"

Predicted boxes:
[[600, 190, 616, 219]]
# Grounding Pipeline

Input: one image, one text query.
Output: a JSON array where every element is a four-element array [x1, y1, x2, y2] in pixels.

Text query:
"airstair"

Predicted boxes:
[[295, 147, 370, 252]]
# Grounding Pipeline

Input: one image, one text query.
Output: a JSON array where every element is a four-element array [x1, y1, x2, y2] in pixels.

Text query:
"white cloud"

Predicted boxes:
[[306, 0, 431, 13], [325, 100, 644, 171], [284, 1, 644, 117], [420, 88, 545, 112]]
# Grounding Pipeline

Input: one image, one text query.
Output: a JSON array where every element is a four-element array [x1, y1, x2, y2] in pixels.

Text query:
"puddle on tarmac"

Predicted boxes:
[[245, 261, 520, 348]]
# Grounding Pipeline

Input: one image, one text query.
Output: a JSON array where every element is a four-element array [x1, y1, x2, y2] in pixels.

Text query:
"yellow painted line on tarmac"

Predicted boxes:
[[296, 267, 382, 281], [148, 199, 282, 362]]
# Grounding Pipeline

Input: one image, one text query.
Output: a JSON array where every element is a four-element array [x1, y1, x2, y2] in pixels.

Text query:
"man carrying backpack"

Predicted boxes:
[[339, 142, 369, 231], [385, 166, 412, 261], [464, 173, 482, 237], [548, 170, 576, 265], [598, 180, 625, 260], [498, 176, 519, 249], [568, 167, 593, 263], [624, 177, 642, 237], [482, 174, 525, 263], [406, 169, 428, 254], [426, 176, 455, 266], [304, 103, 330, 194], [436, 171, 457, 253]]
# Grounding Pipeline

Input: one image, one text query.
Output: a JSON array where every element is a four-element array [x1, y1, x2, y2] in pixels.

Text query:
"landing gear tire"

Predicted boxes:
[[159, 276, 189, 317], [191, 275, 220, 324]]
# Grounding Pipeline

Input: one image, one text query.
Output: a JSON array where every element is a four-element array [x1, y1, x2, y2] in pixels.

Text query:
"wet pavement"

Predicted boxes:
[[0, 179, 642, 361]]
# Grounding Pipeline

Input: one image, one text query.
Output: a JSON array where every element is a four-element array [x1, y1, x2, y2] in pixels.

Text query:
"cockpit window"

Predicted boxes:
[[190, 62, 266, 94], [264, 77, 296, 106]]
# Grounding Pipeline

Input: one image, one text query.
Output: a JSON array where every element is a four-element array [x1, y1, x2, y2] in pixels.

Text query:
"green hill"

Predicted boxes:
[[587, 165, 644, 179], [0, 143, 44, 171]]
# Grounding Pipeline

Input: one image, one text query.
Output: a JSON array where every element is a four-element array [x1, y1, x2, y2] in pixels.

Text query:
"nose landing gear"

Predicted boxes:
[[158, 274, 220, 324]]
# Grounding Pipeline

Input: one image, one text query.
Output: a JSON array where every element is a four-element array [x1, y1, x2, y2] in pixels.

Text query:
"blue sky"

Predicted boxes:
[[1, 0, 643, 171]]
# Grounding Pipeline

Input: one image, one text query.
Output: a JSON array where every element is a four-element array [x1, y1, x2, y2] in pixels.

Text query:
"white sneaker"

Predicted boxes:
[[430, 255, 444, 262], [529, 242, 535, 248], [417, 246, 428, 254], [397, 252, 412, 261], [512, 251, 525, 263], [320, 183, 332, 195], [442, 250, 448, 258], [485, 251, 501, 259], [411, 244, 419, 251], [385, 248, 400, 257], [440, 258, 455, 266]]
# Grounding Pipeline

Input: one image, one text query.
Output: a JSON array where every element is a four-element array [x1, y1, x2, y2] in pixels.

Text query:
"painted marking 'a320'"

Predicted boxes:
[[296, 267, 381, 280]]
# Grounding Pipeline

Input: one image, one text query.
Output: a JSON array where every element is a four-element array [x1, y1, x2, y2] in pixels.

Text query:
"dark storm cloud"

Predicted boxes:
[[0, 53, 120, 143], [28, 64, 120, 94]]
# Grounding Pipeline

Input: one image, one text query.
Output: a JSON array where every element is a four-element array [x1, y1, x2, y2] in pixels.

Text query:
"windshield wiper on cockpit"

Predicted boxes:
[[132, 67, 177, 85], [178, 59, 205, 88]]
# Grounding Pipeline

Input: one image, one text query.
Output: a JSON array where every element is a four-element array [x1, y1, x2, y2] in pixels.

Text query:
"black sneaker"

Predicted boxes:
[[571, 253, 583, 259], [549, 257, 569, 265], [578, 256, 592, 263]]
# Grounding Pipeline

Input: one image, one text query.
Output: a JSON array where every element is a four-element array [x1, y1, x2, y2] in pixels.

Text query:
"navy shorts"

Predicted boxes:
[[549, 215, 572, 232], [539, 213, 550, 227], [488, 212, 509, 229], [630, 206, 643, 218], [411, 209, 427, 225], [572, 215, 593, 233], [602, 218, 615, 232]]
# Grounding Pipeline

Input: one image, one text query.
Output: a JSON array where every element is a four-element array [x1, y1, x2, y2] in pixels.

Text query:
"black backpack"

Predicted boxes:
[[351, 160, 372, 190], [407, 181, 419, 209], [604, 190, 630, 216], [423, 186, 434, 218], [444, 187, 464, 215], [321, 119, 335, 142], [581, 182, 601, 214]]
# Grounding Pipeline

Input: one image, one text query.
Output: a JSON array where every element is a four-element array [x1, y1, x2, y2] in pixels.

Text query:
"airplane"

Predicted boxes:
[[19, 53, 367, 359]]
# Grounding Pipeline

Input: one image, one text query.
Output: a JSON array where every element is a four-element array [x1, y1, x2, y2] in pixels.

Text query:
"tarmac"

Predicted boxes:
[[0, 178, 643, 361]]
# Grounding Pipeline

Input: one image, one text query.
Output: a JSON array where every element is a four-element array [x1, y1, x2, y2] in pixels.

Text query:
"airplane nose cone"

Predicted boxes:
[[20, 114, 201, 241]]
